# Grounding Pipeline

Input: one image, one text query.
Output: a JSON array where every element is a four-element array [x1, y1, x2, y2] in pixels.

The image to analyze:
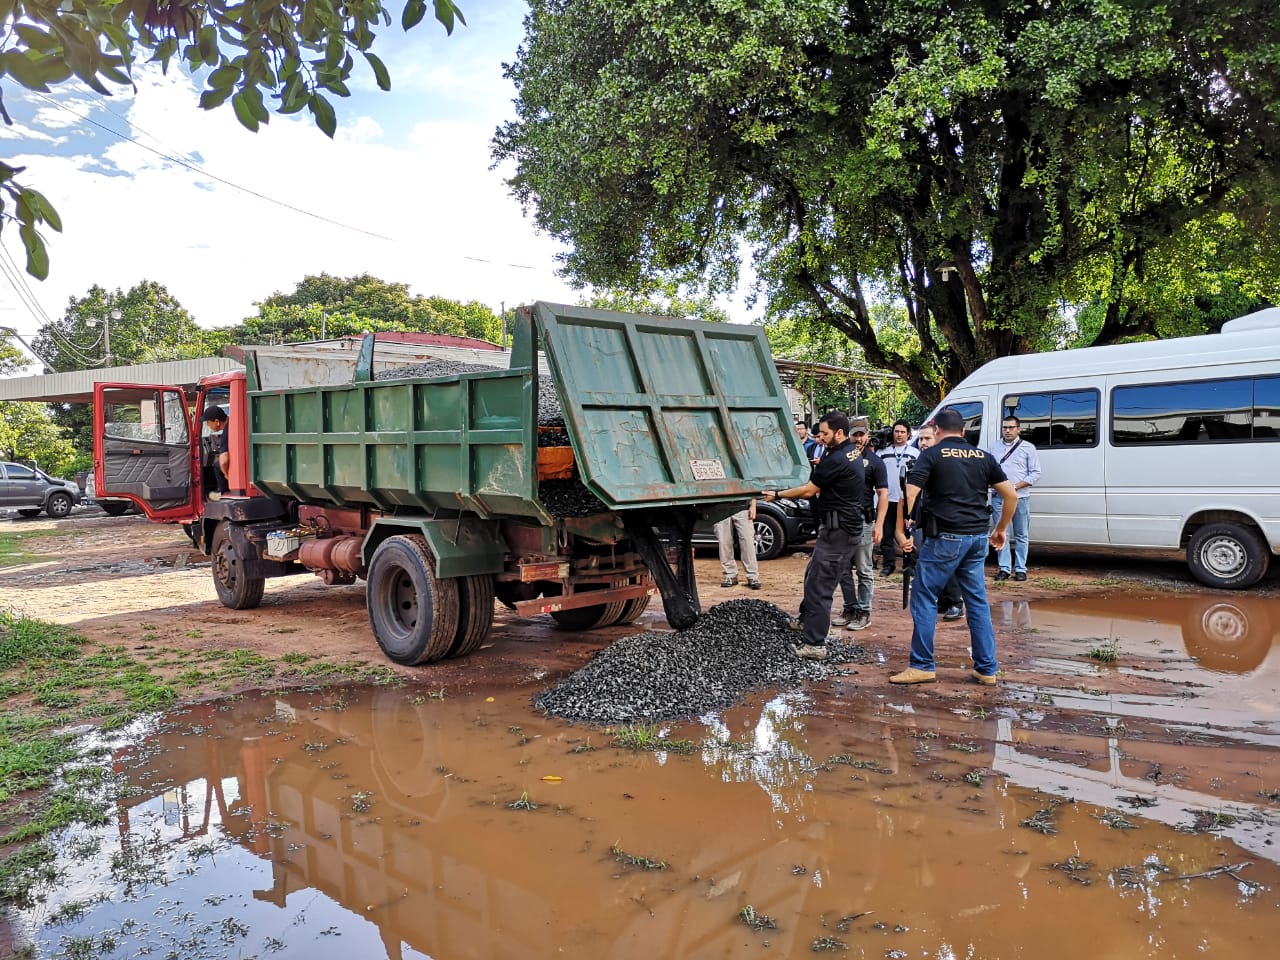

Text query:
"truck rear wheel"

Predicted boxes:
[[550, 586, 626, 631], [367, 535, 460, 665], [447, 574, 495, 659], [212, 522, 265, 609], [615, 593, 652, 625]]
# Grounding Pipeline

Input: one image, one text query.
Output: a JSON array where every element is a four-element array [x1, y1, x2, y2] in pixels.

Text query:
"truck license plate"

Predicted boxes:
[[690, 458, 726, 481]]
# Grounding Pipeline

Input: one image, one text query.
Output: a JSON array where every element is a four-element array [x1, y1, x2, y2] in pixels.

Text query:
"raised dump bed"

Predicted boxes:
[[95, 302, 810, 666]]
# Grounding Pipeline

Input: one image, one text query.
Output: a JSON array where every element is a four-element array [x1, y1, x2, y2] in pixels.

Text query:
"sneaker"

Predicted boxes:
[[889, 667, 937, 685], [942, 604, 964, 621], [788, 642, 828, 661], [846, 610, 871, 631], [880, 564, 895, 577], [971, 670, 998, 686], [746, 579, 761, 590], [786, 618, 803, 633], [720, 577, 738, 588], [1013, 571, 1027, 582], [994, 570, 1010, 581], [831, 609, 857, 626], [207, 492, 222, 501]]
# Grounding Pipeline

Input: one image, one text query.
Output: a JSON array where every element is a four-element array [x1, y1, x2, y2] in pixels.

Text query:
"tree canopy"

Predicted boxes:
[[495, 0, 1280, 403], [0, 0, 465, 277], [211, 273, 504, 344], [0, 401, 76, 475]]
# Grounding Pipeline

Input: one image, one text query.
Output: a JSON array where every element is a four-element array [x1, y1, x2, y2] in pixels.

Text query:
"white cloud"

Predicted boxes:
[[4, 62, 583, 332]]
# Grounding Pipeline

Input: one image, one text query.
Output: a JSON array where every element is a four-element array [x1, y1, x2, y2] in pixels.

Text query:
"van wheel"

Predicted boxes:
[[1187, 522, 1270, 589], [212, 522, 266, 609], [100, 501, 132, 517], [17, 508, 41, 518], [753, 514, 786, 561], [366, 535, 460, 665]]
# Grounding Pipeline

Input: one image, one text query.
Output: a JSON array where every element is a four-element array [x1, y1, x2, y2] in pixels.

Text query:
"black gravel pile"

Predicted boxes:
[[534, 599, 869, 724], [538, 478, 609, 517], [376, 359, 568, 430]]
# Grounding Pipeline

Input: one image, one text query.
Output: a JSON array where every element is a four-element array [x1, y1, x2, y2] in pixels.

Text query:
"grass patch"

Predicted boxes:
[[1088, 639, 1121, 663], [608, 724, 696, 754], [610, 843, 667, 870], [0, 528, 67, 568]]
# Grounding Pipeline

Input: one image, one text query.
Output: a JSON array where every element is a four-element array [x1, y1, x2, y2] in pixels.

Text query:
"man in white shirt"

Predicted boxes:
[[876, 420, 918, 576], [986, 416, 1041, 581]]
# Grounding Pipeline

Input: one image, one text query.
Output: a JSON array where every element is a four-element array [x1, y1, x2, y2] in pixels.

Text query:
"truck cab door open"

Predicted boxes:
[[95, 383, 199, 521]]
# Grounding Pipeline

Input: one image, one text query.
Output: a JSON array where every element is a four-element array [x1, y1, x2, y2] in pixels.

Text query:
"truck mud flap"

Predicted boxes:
[[202, 497, 293, 524], [226, 520, 304, 580], [622, 509, 701, 630]]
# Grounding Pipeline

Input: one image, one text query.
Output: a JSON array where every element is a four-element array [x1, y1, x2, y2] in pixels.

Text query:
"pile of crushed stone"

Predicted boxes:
[[534, 599, 870, 724]]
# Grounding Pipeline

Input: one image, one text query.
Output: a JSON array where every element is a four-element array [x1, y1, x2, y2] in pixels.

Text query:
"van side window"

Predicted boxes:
[[945, 401, 983, 446], [1002, 390, 1098, 447], [1111, 376, 1276, 444]]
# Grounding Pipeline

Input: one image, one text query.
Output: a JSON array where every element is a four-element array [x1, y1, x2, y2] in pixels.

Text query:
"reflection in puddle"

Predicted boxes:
[[1013, 592, 1279, 675], [1005, 594, 1280, 750], [18, 684, 1280, 959]]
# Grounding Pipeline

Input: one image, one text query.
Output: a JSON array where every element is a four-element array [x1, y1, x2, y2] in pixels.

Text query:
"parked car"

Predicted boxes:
[[0, 461, 83, 519], [83, 472, 135, 517], [693, 497, 817, 561]]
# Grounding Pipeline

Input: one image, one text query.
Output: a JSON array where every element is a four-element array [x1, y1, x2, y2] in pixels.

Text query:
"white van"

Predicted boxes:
[[928, 307, 1280, 589]]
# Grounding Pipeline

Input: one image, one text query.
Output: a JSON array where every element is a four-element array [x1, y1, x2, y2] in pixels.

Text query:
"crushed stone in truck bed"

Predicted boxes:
[[375, 359, 567, 429], [533, 599, 868, 724]]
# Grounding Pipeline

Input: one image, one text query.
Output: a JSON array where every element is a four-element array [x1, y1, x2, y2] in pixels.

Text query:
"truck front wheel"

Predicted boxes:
[[367, 535, 460, 665], [212, 522, 266, 609]]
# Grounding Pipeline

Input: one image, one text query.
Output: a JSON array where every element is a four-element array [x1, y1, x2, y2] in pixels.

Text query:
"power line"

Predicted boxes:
[[0, 243, 98, 366], [30, 91, 397, 242]]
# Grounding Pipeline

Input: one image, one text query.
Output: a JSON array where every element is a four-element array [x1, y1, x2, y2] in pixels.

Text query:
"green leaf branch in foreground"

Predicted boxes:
[[495, 0, 1280, 403], [0, 0, 467, 277]]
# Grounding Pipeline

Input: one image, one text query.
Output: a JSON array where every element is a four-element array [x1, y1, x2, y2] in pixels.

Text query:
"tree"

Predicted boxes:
[[0, 0, 466, 277], [214, 273, 502, 343], [32, 280, 211, 452], [0, 401, 76, 475], [582, 287, 731, 325], [495, 0, 1280, 405], [0, 334, 29, 375]]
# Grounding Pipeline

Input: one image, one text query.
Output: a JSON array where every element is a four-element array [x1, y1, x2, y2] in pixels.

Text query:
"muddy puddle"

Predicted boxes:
[[15, 652, 1280, 959]]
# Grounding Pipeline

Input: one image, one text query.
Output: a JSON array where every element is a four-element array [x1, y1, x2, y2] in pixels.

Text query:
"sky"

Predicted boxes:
[[0, 2, 598, 348]]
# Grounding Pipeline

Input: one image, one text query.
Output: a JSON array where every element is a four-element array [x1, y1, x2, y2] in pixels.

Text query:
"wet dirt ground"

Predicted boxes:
[[2, 513, 1279, 957]]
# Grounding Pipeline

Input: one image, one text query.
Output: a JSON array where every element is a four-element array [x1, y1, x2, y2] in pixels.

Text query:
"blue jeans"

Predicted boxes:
[[996, 497, 1031, 573], [908, 533, 998, 675]]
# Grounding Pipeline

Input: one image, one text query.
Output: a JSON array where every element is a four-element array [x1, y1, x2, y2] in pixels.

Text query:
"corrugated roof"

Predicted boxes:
[[0, 357, 244, 404]]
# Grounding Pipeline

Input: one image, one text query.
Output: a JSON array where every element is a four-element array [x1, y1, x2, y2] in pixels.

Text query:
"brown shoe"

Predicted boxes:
[[889, 667, 936, 685], [971, 670, 998, 686]]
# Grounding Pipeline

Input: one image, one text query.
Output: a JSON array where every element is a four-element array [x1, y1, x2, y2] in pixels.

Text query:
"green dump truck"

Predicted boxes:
[[93, 303, 809, 665]]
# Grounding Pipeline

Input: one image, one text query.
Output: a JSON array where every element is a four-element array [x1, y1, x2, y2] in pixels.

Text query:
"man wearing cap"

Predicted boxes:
[[833, 417, 888, 632], [201, 406, 230, 498]]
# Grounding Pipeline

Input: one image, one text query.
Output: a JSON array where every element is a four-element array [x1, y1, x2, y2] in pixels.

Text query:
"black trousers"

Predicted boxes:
[[800, 526, 858, 646]]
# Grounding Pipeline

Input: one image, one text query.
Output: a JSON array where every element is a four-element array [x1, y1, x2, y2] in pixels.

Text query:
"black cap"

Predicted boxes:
[[201, 406, 227, 422]]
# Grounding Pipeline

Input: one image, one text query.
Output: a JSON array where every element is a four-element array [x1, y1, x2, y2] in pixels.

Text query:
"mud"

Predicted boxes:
[[2, 514, 1280, 957], [11, 683, 1280, 959]]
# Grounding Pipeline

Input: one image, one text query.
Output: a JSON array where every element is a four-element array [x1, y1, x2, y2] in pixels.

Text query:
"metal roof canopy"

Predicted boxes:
[[0, 357, 245, 405]]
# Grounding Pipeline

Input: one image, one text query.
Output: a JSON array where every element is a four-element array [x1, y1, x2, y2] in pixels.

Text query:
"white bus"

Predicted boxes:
[[928, 307, 1280, 589]]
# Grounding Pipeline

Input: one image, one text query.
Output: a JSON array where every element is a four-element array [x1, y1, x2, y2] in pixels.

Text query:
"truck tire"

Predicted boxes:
[[753, 513, 786, 561], [212, 522, 266, 609], [45, 492, 73, 519], [367, 535, 460, 665], [1187, 522, 1270, 590], [615, 593, 652, 625], [100, 501, 132, 517], [446, 574, 495, 659], [16, 508, 40, 518], [550, 586, 626, 631]]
